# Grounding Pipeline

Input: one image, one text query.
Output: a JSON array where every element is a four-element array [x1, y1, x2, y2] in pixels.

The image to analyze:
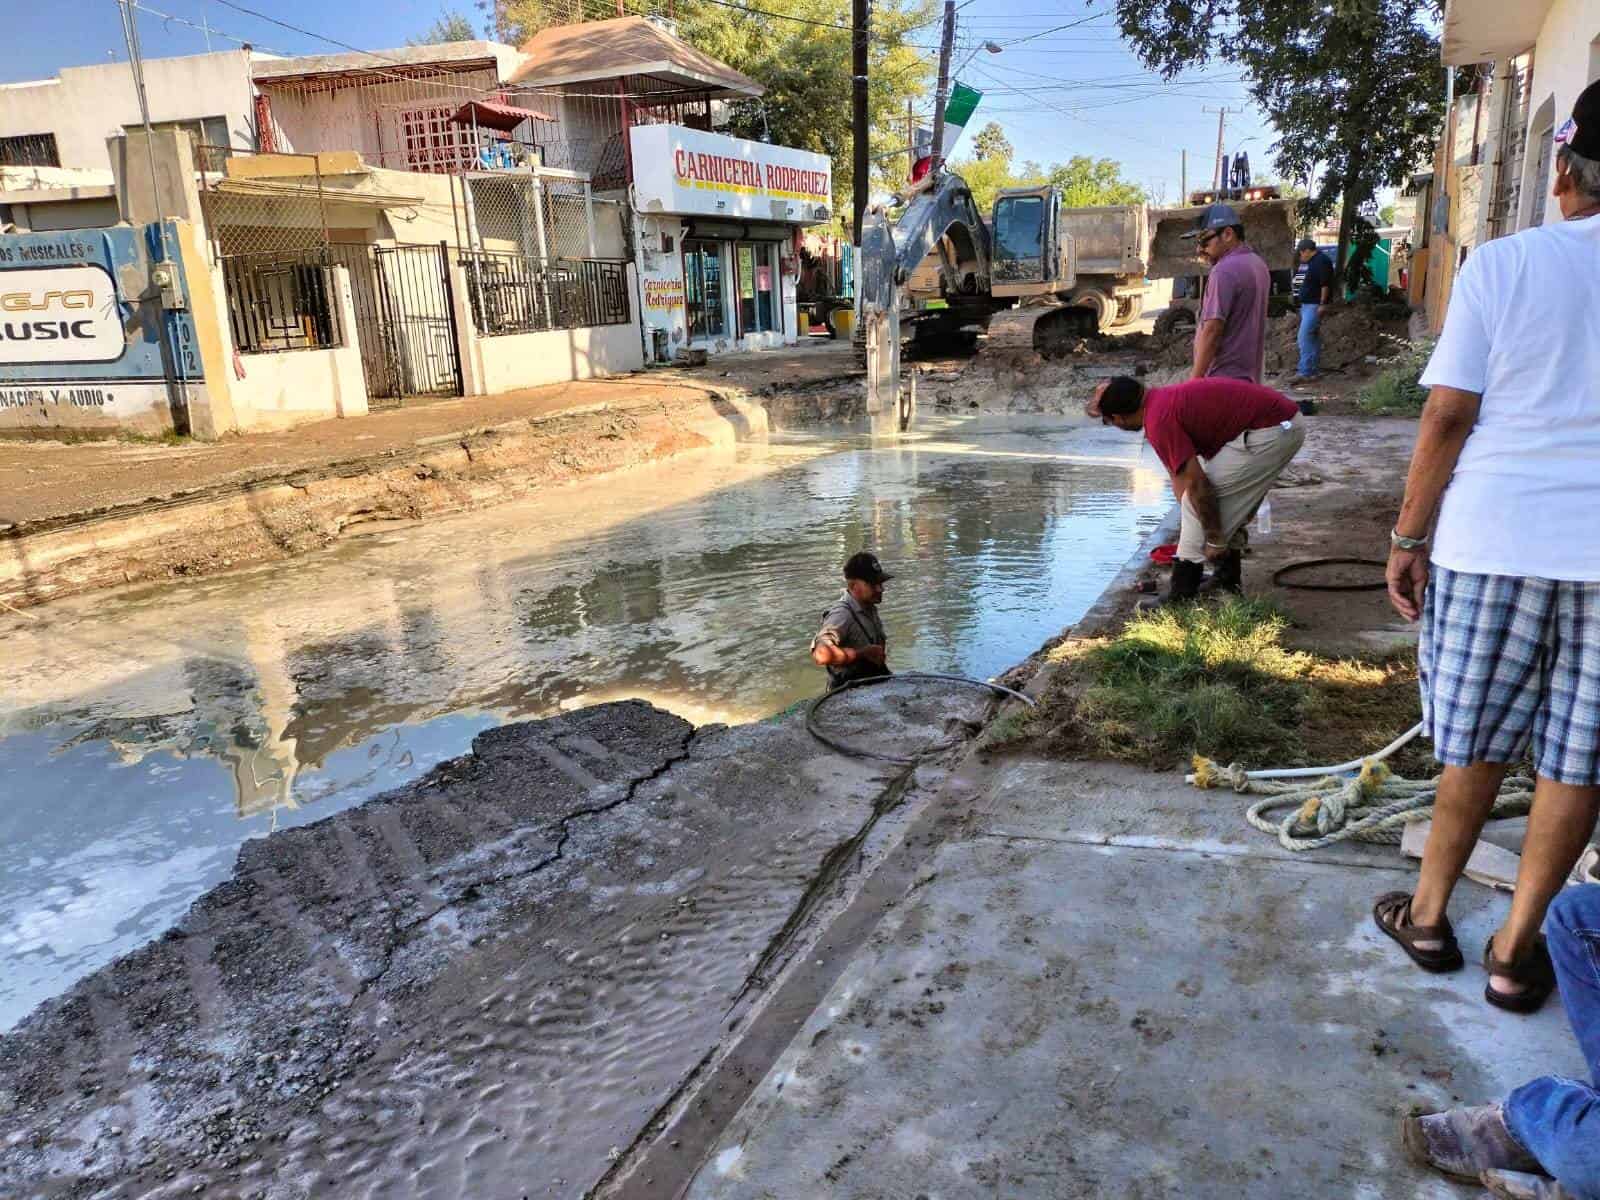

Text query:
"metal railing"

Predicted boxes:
[[218, 250, 342, 354], [458, 252, 630, 337]]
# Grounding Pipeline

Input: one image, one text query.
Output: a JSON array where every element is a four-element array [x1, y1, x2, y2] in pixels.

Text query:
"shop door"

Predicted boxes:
[[683, 239, 726, 341], [736, 242, 780, 335]]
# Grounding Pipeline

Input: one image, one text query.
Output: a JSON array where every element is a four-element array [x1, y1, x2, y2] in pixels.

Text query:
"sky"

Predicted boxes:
[[0, 0, 1280, 204]]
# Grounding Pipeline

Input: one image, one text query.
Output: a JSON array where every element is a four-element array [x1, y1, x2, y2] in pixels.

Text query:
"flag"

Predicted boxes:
[[912, 82, 983, 181]]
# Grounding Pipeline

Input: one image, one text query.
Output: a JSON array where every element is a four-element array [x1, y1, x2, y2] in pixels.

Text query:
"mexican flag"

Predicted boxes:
[[912, 82, 983, 180]]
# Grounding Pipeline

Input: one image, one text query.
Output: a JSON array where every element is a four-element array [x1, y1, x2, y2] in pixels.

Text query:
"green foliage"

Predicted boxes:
[[949, 153, 1044, 213], [971, 121, 1013, 162], [1110, 0, 1445, 278], [949, 145, 1144, 215], [1359, 338, 1435, 416], [1379, 202, 1398, 226], [410, 8, 480, 43], [491, 0, 934, 228]]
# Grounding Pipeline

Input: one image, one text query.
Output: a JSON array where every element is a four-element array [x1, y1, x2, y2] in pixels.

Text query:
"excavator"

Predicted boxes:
[[857, 167, 1298, 415]]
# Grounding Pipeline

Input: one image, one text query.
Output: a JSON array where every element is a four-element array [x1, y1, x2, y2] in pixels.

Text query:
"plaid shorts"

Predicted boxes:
[[1420, 565, 1600, 785]]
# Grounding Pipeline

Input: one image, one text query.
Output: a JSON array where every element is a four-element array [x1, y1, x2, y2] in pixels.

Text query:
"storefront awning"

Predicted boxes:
[[451, 99, 553, 132]]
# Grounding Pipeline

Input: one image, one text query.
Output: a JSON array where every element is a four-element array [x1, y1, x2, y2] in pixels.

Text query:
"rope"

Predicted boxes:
[[1191, 752, 1535, 852], [807, 672, 1036, 765], [1270, 557, 1389, 592]]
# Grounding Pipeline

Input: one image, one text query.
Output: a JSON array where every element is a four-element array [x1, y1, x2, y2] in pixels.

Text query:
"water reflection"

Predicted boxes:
[[0, 416, 1168, 1027]]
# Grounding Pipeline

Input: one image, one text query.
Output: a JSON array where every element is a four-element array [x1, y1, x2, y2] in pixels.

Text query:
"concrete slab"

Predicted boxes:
[[687, 759, 1585, 1199]]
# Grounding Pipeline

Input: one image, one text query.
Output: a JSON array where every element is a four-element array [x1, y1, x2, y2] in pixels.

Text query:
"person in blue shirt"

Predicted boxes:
[[1292, 238, 1334, 385]]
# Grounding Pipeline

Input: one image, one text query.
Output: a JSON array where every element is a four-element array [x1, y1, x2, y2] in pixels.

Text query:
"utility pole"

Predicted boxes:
[[851, 0, 869, 244], [1204, 106, 1236, 193], [929, 0, 956, 177], [1181, 149, 1187, 204]]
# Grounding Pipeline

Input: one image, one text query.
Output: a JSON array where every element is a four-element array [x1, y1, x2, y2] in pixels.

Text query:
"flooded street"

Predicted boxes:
[[0, 414, 1170, 1030]]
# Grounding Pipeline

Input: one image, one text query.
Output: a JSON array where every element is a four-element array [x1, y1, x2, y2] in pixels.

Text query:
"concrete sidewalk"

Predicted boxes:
[[685, 758, 1584, 1198], [0, 341, 858, 531]]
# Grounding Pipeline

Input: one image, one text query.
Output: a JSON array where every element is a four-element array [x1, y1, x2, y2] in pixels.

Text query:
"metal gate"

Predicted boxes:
[[330, 242, 462, 406]]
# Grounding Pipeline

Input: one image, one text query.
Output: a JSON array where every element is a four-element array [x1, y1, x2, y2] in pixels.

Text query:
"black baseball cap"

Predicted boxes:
[[844, 551, 893, 584], [1559, 77, 1600, 160], [1297, 237, 1318, 252], [1181, 202, 1243, 239]]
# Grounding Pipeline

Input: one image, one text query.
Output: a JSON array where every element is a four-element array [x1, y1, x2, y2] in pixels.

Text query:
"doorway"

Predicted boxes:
[[735, 241, 781, 336], [683, 239, 727, 342]]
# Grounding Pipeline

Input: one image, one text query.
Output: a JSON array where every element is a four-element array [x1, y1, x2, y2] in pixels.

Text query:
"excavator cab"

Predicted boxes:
[[990, 186, 1069, 297]]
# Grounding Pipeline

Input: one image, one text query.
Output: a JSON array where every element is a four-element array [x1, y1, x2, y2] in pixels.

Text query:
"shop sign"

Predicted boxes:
[[0, 265, 125, 365], [631, 125, 832, 223], [644, 278, 686, 310]]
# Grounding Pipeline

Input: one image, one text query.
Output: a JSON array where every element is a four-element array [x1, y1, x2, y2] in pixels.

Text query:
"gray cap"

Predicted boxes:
[[1297, 237, 1317, 252], [1181, 202, 1243, 239]]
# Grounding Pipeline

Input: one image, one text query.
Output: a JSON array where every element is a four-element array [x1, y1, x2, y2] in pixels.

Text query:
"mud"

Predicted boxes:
[[1141, 303, 1412, 377], [0, 682, 994, 1199], [1, 395, 765, 611]]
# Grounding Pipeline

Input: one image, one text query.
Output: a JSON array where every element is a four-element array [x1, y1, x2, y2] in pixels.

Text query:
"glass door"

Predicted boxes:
[[736, 242, 780, 335], [683, 240, 726, 341]]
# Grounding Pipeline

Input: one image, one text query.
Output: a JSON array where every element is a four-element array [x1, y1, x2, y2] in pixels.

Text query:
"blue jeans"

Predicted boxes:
[[1297, 303, 1321, 376], [1504, 885, 1600, 1198]]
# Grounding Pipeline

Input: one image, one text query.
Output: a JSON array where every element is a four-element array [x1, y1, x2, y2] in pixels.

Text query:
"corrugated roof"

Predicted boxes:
[[252, 41, 508, 84], [452, 99, 554, 131], [509, 17, 763, 98]]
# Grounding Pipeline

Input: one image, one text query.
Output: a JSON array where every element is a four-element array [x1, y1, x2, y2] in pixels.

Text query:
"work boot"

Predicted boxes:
[[1198, 550, 1243, 596], [1401, 1105, 1544, 1183], [1137, 559, 1204, 612], [1481, 1170, 1570, 1200]]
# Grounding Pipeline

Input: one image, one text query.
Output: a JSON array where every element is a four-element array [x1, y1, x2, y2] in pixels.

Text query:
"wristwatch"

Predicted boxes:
[[1390, 529, 1430, 552]]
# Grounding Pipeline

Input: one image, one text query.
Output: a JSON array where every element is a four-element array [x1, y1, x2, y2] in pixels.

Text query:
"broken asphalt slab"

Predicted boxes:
[[0, 682, 994, 1199], [686, 759, 1585, 1199]]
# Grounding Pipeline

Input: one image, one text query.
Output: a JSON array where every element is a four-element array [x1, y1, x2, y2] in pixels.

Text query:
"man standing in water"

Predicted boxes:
[[811, 552, 892, 690]]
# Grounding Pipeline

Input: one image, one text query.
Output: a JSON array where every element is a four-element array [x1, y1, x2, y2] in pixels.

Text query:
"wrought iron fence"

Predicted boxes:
[[219, 250, 342, 354], [458, 251, 630, 337]]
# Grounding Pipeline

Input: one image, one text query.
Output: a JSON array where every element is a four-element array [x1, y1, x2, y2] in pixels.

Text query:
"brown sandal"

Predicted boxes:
[[1374, 891, 1464, 972], [1484, 934, 1555, 1014]]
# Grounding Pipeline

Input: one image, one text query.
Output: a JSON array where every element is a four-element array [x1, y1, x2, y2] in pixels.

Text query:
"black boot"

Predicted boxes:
[[1199, 549, 1243, 596], [1138, 558, 1204, 612]]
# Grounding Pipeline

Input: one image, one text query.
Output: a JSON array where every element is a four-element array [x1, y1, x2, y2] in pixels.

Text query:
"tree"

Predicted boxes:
[[1108, 0, 1444, 288], [1045, 156, 1145, 207], [409, 9, 480, 44], [1378, 202, 1398, 226], [949, 153, 1044, 212], [971, 121, 1013, 163], [488, 0, 934, 234]]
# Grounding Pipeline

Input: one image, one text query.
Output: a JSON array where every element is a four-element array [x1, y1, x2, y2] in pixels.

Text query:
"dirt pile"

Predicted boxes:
[[1263, 305, 1411, 375]]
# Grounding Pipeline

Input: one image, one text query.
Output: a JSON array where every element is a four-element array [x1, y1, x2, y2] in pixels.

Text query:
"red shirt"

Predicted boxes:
[[1142, 378, 1298, 473]]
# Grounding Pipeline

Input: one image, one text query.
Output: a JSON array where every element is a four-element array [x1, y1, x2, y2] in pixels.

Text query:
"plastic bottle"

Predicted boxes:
[[1256, 499, 1273, 535]]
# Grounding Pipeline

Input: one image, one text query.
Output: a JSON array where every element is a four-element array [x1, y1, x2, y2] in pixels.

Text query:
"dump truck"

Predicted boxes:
[[1053, 203, 1150, 331]]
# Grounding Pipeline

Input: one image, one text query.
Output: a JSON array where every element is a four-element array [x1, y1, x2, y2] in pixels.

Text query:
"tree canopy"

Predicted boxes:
[[409, 9, 480, 44], [1107, 0, 1443, 281], [971, 122, 1013, 162]]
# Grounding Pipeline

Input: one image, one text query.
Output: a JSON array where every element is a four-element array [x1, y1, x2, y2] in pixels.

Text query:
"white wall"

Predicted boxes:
[[225, 267, 369, 431], [1526, 0, 1600, 225], [471, 322, 645, 394], [0, 51, 258, 172]]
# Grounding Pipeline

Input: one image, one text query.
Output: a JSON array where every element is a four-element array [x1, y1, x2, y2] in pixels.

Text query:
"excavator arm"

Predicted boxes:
[[858, 172, 993, 414]]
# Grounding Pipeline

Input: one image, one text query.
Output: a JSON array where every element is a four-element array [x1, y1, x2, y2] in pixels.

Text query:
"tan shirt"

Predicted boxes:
[[812, 591, 888, 686]]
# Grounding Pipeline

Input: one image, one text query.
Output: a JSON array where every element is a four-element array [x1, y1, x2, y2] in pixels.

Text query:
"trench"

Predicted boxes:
[[0, 412, 1171, 1031]]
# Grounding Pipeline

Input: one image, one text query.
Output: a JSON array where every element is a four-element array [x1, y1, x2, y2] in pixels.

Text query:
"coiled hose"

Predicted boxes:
[[807, 672, 1037, 765]]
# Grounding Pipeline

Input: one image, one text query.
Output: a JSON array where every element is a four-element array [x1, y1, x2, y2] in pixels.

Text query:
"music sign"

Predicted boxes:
[[0, 265, 125, 365]]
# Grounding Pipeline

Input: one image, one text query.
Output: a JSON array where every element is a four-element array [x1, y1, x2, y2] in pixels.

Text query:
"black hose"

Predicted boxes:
[[1271, 557, 1389, 592], [806, 671, 1037, 765]]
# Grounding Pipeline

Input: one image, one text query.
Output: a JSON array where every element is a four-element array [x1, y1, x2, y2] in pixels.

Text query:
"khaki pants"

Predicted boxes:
[[1176, 415, 1306, 563]]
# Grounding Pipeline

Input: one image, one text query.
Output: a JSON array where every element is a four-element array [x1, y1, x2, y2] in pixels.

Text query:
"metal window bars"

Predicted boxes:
[[459, 251, 630, 336]]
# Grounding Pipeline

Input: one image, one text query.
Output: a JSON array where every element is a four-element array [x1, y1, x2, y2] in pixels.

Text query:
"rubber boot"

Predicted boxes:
[[1198, 549, 1243, 596], [1138, 558, 1204, 612]]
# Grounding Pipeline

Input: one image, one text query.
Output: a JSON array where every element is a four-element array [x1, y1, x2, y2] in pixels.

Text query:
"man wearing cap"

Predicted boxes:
[[811, 552, 893, 690], [1292, 238, 1335, 385], [1088, 374, 1304, 604], [1184, 203, 1272, 384], [1382, 78, 1600, 1200]]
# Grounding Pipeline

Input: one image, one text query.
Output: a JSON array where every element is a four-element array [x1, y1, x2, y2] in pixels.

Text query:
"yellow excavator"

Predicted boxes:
[[858, 169, 1297, 412]]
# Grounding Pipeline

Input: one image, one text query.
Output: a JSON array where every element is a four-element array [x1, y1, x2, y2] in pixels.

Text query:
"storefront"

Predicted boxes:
[[630, 124, 831, 360]]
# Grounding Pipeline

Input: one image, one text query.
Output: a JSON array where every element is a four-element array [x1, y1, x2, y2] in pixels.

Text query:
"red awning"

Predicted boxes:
[[450, 99, 553, 132]]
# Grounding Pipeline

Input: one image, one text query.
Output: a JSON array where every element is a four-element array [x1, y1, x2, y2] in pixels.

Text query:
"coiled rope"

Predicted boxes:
[[1188, 724, 1535, 851]]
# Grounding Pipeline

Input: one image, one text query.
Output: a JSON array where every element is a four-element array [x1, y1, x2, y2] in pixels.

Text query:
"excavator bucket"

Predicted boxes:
[[859, 206, 901, 419], [1145, 198, 1298, 279]]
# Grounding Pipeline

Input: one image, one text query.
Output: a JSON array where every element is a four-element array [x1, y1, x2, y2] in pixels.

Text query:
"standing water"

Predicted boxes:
[[0, 414, 1169, 1028]]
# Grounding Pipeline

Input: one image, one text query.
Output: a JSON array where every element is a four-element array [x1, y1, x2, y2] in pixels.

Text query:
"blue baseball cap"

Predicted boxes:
[[1181, 202, 1243, 239]]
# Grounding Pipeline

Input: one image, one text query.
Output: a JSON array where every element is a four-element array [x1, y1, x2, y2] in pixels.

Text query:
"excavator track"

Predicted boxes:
[[980, 304, 1097, 361]]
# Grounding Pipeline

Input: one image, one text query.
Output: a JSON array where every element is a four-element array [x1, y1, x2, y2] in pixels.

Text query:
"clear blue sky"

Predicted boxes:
[[0, 0, 1280, 203]]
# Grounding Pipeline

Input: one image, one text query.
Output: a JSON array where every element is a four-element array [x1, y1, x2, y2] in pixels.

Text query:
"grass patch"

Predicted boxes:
[[1019, 598, 1423, 772], [1358, 338, 1434, 417]]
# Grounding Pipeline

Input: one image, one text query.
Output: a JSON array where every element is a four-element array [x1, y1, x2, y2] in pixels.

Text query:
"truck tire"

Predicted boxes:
[[1153, 306, 1197, 340], [1067, 288, 1117, 334], [1110, 294, 1145, 328]]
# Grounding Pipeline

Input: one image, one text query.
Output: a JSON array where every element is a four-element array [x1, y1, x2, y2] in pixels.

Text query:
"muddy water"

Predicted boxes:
[[0, 415, 1170, 1029]]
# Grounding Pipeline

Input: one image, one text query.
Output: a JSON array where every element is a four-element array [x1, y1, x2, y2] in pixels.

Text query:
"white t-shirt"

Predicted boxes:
[[1420, 213, 1600, 580]]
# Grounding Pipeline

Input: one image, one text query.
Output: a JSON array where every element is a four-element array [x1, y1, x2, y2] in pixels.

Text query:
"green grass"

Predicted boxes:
[[1015, 598, 1423, 771], [1358, 338, 1435, 417]]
